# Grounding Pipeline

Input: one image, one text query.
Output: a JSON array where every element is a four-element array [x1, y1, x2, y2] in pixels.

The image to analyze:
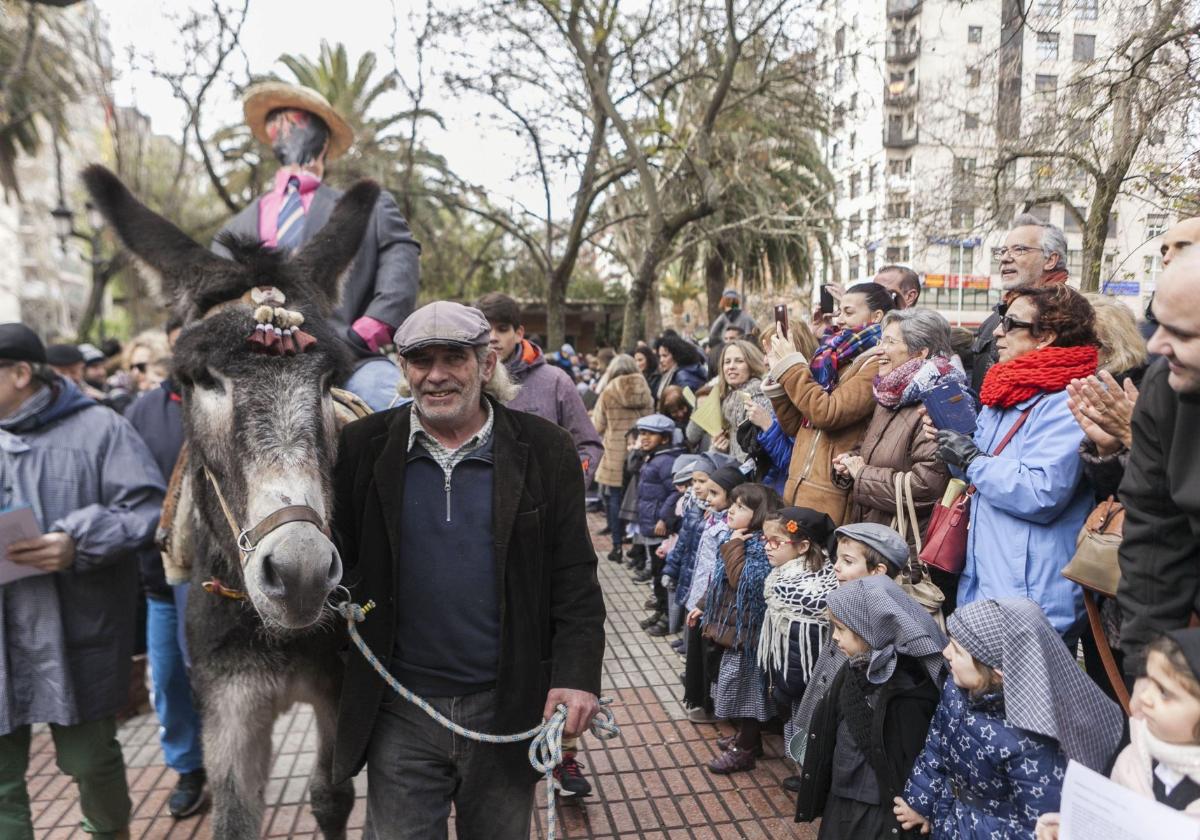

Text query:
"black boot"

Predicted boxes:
[[639, 611, 664, 629]]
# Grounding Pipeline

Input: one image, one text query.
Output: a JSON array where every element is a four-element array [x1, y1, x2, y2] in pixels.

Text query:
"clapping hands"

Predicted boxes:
[[1066, 371, 1138, 456]]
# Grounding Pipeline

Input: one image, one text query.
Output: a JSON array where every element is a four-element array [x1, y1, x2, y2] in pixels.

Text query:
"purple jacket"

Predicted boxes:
[[504, 340, 603, 484]]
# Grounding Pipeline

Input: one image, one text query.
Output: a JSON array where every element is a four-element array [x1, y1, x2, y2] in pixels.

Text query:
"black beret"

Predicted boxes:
[[45, 343, 85, 367], [0, 324, 47, 364]]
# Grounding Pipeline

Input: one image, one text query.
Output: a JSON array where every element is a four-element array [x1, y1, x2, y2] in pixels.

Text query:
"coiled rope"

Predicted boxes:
[[335, 597, 619, 840]]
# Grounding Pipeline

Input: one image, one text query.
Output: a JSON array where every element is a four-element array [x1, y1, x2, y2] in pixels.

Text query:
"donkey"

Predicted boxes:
[[83, 165, 380, 839]]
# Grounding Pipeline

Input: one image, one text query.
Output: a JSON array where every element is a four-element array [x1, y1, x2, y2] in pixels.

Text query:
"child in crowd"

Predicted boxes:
[[700, 482, 782, 773], [758, 507, 838, 789], [795, 576, 946, 839], [618, 426, 643, 567], [631, 414, 684, 635], [658, 454, 700, 637], [1037, 628, 1200, 838], [784, 523, 911, 778], [895, 598, 1124, 839], [681, 465, 745, 723]]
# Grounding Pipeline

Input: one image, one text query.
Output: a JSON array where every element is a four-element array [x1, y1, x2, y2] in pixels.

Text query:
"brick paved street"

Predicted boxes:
[[27, 515, 817, 838]]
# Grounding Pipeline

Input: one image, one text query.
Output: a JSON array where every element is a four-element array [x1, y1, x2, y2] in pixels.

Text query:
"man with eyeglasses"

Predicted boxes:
[[970, 213, 1071, 391], [1118, 250, 1200, 680]]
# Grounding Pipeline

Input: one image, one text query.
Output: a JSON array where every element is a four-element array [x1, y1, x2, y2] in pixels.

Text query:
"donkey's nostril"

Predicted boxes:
[[325, 551, 343, 588], [259, 553, 285, 596]]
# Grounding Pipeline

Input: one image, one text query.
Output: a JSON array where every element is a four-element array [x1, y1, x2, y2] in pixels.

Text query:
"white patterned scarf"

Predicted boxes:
[[757, 557, 838, 684]]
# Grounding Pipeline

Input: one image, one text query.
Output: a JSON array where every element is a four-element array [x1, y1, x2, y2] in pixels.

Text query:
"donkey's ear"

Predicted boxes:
[[82, 165, 244, 320], [291, 180, 381, 315]]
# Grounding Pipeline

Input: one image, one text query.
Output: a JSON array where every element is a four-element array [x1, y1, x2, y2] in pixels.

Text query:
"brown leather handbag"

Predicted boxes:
[[919, 397, 1042, 574], [1062, 495, 1131, 713]]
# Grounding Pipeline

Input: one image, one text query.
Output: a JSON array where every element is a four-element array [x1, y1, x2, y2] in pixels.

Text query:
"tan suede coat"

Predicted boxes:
[[765, 351, 880, 524]]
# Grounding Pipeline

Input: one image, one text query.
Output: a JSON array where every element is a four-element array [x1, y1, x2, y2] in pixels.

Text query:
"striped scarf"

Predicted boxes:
[[809, 323, 882, 392]]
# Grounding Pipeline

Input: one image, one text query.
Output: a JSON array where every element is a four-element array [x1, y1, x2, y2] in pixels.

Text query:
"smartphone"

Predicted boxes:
[[921, 382, 977, 436], [819, 285, 836, 315], [773, 304, 789, 336]]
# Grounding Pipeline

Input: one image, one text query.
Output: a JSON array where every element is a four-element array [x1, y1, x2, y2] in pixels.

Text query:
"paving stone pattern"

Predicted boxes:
[[27, 514, 818, 838]]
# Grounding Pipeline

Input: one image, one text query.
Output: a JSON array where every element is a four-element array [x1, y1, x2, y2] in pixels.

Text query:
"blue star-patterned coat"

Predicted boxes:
[[903, 680, 1067, 839]]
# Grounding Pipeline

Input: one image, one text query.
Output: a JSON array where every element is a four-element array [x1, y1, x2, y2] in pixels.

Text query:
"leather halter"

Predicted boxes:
[[202, 464, 328, 566]]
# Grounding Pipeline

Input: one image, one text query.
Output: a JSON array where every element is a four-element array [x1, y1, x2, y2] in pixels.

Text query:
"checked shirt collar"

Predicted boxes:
[[406, 398, 495, 475]]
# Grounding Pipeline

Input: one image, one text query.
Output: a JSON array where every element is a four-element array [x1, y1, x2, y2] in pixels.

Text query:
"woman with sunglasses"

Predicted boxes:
[[927, 284, 1099, 641]]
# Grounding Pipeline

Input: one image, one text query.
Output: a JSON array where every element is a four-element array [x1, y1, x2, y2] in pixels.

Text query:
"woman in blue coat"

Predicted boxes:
[[929, 284, 1100, 637]]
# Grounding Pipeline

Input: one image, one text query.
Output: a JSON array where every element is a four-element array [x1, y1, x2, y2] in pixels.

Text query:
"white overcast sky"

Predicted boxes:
[[93, 0, 547, 210]]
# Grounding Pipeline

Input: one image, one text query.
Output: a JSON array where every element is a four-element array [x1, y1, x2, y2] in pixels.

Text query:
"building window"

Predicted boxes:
[[887, 157, 912, 176], [850, 172, 861, 199], [1145, 214, 1168, 239], [1037, 0, 1062, 14], [954, 157, 977, 181], [1068, 249, 1083, 276], [885, 245, 911, 262], [1073, 33, 1096, 61], [1036, 32, 1060, 60], [850, 131, 857, 151], [834, 63, 845, 87], [887, 200, 912, 219], [1144, 254, 1163, 287], [867, 249, 877, 275], [849, 211, 861, 238], [964, 112, 979, 130], [867, 207, 876, 236], [967, 25, 982, 43], [848, 254, 860, 279], [949, 244, 975, 270], [1035, 74, 1058, 93], [950, 204, 975, 229], [967, 67, 982, 87], [1108, 212, 1119, 239], [868, 163, 878, 191], [1075, 0, 1098, 19], [835, 25, 846, 54]]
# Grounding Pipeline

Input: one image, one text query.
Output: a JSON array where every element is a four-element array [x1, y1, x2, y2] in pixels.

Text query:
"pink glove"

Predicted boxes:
[[351, 316, 395, 354]]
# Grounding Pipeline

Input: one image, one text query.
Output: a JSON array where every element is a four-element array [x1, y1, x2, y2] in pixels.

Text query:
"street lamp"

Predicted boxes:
[[49, 199, 110, 340]]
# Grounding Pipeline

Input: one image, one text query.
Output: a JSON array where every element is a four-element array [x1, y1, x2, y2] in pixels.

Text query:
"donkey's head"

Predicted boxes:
[[84, 165, 380, 631]]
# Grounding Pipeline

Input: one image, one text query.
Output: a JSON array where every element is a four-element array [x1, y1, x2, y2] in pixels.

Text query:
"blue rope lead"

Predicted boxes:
[[335, 599, 619, 840]]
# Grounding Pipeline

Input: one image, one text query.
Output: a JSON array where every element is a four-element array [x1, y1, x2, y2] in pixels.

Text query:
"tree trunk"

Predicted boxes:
[[704, 247, 726, 325], [546, 267, 567, 354], [621, 230, 674, 348], [74, 269, 111, 343], [1080, 177, 1121, 293]]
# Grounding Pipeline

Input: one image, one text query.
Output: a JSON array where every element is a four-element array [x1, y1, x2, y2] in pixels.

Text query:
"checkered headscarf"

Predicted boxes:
[[949, 598, 1124, 772], [826, 576, 947, 685]]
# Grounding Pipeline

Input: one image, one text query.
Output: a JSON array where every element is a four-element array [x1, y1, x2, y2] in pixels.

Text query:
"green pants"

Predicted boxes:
[[0, 717, 131, 839]]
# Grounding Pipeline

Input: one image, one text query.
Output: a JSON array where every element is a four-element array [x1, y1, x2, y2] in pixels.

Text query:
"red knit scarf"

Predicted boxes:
[[980, 345, 1098, 408]]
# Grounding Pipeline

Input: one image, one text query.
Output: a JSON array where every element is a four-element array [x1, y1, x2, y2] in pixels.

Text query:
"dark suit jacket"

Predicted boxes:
[[329, 398, 607, 783], [212, 183, 421, 361]]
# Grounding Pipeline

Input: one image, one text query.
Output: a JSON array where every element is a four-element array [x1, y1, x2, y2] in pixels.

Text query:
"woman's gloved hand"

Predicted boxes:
[[935, 429, 983, 470]]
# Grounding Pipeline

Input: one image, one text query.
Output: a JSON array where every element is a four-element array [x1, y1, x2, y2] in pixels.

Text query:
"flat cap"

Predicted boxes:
[[0, 324, 46, 364], [634, 413, 675, 434], [834, 522, 909, 572], [393, 301, 491, 356], [79, 343, 106, 364], [46, 343, 85, 367], [671, 453, 700, 485]]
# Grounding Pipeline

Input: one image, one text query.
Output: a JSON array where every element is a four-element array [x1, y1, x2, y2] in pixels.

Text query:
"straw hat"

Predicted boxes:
[[243, 81, 354, 161]]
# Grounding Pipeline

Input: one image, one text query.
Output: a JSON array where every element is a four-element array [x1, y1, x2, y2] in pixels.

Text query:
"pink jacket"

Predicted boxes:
[[1109, 718, 1200, 818]]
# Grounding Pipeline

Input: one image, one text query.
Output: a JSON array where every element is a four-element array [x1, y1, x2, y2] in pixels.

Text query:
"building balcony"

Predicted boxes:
[[883, 129, 920, 148], [886, 38, 921, 62], [887, 0, 923, 20], [884, 84, 918, 108]]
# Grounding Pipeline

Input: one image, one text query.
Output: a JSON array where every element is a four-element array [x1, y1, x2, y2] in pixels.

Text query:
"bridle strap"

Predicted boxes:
[[201, 465, 327, 565]]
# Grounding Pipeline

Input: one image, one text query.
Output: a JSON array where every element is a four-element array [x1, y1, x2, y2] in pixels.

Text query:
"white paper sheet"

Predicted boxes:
[[0, 506, 47, 585], [1060, 759, 1200, 840]]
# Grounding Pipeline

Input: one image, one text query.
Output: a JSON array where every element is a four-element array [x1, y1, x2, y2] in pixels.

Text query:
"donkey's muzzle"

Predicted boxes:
[[251, 523, 342, 627]]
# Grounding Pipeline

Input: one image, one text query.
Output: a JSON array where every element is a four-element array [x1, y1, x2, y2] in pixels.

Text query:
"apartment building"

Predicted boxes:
[[818, 0, 1187, 326]]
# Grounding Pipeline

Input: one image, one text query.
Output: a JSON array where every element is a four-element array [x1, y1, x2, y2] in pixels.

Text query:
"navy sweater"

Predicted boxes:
[[389, 440, 499, 697]]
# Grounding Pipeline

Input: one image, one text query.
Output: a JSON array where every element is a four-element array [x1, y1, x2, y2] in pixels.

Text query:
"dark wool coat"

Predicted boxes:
[[795, 656, 939, 839], [903, 680, 1067, 839], [1118, 358, 1200, 673], [329, 398, 607, 783], [635, 443, 685, 535], [213, 184, 420, 363]]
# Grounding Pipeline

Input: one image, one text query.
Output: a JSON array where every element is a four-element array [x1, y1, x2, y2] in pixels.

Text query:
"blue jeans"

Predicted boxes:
[[146, 595, 203, 774], [344, 357, 405, 412], [365, 689, 535, 840], [602, 484, 624, 548]]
